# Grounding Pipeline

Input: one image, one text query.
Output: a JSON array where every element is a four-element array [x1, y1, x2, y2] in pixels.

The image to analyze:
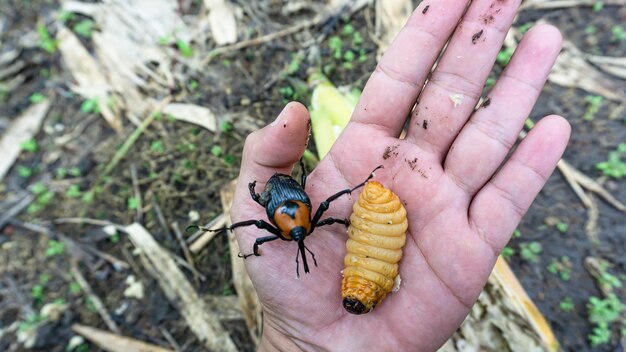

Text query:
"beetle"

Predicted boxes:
[[193, 160, 382, 277]]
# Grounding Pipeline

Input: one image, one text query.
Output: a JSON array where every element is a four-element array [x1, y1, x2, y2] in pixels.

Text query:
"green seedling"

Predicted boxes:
[[150, 140, 165, 153], [222, 59, 231, 68], [585, 25, 598, 35], [127, 197, 139, 210], [352, 31, 364, 46], [556, 221, 569, 234], [547, 256, 572, 281], [18, 314, 46, 332], [611, 26, 626, 42], [29, 92, 45, 104], [188, 79, 199, 91], [211, 145, 222, 157], [66, 185, 81, 198], [559, 296, 575, 312], [500, 246, 515, 259], [73, 19, 94, 38], [512, 228, 522, 238], [21, 138, 38, 152], [223, 154, 236, 166], [32, 284, 44, 304], [69, 167, 81, 177], [37, 23, 57, 53], [69, 282, 82, 296], [583, 95, 603, 121], [220, 121, 233, 133], [587, 294, 625, 346], [329, 35, 343, 59], [46, 240, 66, 257], [28, 183, 54, 214], [57, 10, 76, 23], [80, 97, 99, 113], [286, 53, 304, 75], [176, 39, 193, 57], [519, 241, 542, 262], [596, 143, 626, 179], [17, 165, 33, 178], [485, 77, 496, 89], [596, 259, 622, 291], [593, 1, 604, 11]]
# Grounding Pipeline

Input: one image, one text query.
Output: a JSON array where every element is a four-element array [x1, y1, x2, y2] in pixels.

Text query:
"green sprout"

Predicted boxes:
[[500, 246, 515, 259], [587, 294, 625, 346], [73, 19, 94, 38], [37, 23, 57, 53], [29, 92, 45, 104], [596, 143, 626, 179], [559, 296, 575, 312], [80, 98, 100, 113], [519, 241, 542, 262], [127, 197, 139, 210], [211, 145, 223, 157], [66, 185, 82, 198], [593, 1, 604, 11], [329, 36, 343, 60], [546, 256, 572, 281], [46, 240, 66, 257], [176, 39, 193, 57], [611, 26, 626, 42], [556, 221, 569, 234], [583, 95, 603, 121], [17, 165, 33, 178]]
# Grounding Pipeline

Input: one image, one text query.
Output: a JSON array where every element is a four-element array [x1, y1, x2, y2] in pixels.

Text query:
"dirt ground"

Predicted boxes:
[[1, 0, 625, 351]]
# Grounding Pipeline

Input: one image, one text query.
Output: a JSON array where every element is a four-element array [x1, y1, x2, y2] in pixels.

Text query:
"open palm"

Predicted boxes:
[[230, 0, 570, 350]]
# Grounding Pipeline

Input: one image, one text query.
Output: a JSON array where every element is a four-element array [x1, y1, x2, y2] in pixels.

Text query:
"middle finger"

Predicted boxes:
[[405, 0, 522, 161]]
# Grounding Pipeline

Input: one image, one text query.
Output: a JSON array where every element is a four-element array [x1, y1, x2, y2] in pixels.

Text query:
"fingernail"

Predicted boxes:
[[271, 104, 289, 127]]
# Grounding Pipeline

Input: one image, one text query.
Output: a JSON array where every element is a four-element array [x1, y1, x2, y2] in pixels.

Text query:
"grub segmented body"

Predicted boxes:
[[342, 181, 407, 314]]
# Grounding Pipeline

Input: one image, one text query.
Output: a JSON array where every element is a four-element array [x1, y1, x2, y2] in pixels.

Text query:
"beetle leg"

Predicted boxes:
[[239, 235, 279, 258], [310, 165, 383, 228], [248, 181, 263, 206], [315, 217, 350, 228], [299, 158, 307, 190]]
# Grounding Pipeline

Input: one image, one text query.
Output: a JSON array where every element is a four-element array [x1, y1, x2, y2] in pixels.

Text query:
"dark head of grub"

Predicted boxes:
[[343, 297, 370, 315]]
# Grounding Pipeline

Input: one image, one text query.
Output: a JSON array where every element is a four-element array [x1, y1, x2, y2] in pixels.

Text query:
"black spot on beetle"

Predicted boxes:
[[422, 5, 430, 14]]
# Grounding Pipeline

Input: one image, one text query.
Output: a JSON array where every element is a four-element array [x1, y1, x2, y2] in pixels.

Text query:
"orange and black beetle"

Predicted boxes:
[[194, 160, 381, 277]]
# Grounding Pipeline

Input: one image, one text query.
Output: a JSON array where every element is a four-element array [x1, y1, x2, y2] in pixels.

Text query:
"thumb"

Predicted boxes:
[[234, 102, 311, 211]]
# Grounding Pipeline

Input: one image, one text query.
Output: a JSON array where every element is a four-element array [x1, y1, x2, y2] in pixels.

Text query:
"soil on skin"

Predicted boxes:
[[1, 1, 625, 352]]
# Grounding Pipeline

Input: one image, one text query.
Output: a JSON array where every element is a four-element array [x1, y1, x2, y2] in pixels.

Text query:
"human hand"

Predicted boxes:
[[230, 0, 570, 350]]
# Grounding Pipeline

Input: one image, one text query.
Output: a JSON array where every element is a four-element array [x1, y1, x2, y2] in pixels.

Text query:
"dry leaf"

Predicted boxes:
[[0, 100, 50, 181], [56, 27, 123, 133], [73, 324, 174, 352], [375, 0, 413, 55], [586, 55, 626, 80], [162, 103, 218, 132], [205, 0, 238, 45], [549, 40, 626, 101]]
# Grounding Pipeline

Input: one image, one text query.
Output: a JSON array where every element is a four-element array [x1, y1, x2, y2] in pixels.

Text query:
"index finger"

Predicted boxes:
[[349, 0, 469, 137]]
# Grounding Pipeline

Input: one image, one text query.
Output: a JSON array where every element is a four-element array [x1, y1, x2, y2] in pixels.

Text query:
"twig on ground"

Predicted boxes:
[[171, 221, 197, 281], [71, 261, 120, 333], [159, 326, 182, 352], [102, 96, 172, 177], [0, 193, 34, 229], [584, 195, 600, 245], [73, 323, 174, 352], [153, 199, 175, 244]]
